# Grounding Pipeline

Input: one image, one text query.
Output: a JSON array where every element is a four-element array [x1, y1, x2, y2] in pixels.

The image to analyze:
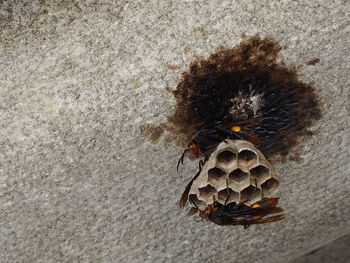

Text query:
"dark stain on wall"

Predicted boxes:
[[144, 36, 321, 161]]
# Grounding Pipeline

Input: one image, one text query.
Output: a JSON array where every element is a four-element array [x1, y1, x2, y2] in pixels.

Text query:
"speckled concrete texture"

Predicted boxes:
[[1, 1, 349, 262], [290, 233, 350, 263]]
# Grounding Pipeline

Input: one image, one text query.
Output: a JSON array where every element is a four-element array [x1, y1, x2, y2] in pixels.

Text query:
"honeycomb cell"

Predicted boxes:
[[238, 150, 257, 167], [217, 188, 239, 204], [189, 194, 207, 209], [250, 165, 270, 184], [229, 169, 249, 184], [216, 150, 236, 168], [207, 167, 226, 187], [261, 178, 280, 195], [198, 185, 217, 200], [240, 185, 261, 203]]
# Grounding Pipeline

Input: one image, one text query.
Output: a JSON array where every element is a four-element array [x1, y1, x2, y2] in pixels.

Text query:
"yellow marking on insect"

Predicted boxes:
[[251, 203, 260, 208], [231, 126, 241, 132]]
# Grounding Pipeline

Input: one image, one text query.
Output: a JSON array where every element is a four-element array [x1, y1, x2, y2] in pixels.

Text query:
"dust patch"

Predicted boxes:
[[141, 124, 165, 143], [306, 58, 320, 66]]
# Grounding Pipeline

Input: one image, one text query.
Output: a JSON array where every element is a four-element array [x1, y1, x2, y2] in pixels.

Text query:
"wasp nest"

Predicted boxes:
[[189, 140, 279, 208]]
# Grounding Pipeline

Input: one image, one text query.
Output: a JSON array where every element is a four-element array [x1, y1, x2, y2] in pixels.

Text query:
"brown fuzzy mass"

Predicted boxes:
[[166, 35, 321, 159], [141, 124, 165, 143], [306, 58, 320, 65]]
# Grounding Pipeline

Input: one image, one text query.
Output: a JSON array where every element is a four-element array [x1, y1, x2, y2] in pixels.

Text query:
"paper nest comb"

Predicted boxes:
[[188, 139, 280, 209]]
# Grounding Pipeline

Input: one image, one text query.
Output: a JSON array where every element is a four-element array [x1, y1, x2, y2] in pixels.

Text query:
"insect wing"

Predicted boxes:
[[233, 214, 286, 226], [179, 169, 202, 208], [240, 128, 260, 145], [228, 198, 285, 226], [231, 118, 262, 127], [215, 121, 260, 145], [218, 198, 283, 217], [220, 118, 262, 130], [254, 197, 279, 208], [187, 207, 199, 216]]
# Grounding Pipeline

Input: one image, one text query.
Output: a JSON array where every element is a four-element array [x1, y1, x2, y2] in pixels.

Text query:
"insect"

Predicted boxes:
[[188, 196, 285, 228], [180, 172, 285, 228], [177, 118, 261, 171], [178, 160, 204, 209]]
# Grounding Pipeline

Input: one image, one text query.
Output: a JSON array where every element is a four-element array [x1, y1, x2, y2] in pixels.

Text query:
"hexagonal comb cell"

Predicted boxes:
[[250, 165, 270, 184], [261, 178, 280, 195], [216, 150, 236, 168], [207, 167, 226, 187], [217, 188, 239, 204], [229, 169, 249, 184], [189, 194, 206, 210], [238, 150, 257, 167], [240, 185, 261, 203], [198, 184, 217, 200]]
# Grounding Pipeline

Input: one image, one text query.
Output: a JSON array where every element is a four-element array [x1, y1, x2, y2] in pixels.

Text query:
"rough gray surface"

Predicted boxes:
[[0, 1, 349, 262], [290, 233, 350, 263]]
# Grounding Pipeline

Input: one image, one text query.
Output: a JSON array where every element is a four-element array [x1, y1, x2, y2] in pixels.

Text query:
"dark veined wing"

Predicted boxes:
[[187, 207, 199, 216], [179, 169, 202, 208], [224, 198, 286, 226], [231, 214, 286, 226], [223, 118, 262, 127], [219, 198, 282, 217], [215, 119, 261, 145], [238, 128, 260, 145]]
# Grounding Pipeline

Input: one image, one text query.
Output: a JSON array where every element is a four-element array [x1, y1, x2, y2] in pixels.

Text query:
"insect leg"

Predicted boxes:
[[177, 151, 185, 172], [252, 178, 263, 200], [178, 164, 203, 208], [199, 160, 204, 169], [224, 179, 230, 205]]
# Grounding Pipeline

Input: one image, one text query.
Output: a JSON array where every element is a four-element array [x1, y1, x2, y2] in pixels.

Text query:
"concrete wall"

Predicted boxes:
[[1, 1, 349, 262], [291, 233, 350, 263]]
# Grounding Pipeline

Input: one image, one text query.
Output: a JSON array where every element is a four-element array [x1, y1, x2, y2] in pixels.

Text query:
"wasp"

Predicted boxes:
[[179, 172, 285, 227], [177, 118, 261, 171], [187, 195, 285, 228]]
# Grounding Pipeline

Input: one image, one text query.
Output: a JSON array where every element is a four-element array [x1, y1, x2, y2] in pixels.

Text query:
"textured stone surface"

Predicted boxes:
[[290, 233, 350, 263], [1, 1, 349, 262]]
